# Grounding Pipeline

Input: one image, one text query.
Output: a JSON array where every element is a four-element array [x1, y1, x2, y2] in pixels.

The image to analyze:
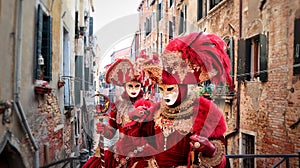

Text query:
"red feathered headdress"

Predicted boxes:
[[105, 58, 143, 86], [143, 32, 233, 88]]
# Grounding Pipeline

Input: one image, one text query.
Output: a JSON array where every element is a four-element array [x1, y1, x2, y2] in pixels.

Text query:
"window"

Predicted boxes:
[[237, 34, 268, 82], [160, 33, 163, 53], [169, 21, 173, 39], [63, 28, 74, 108], [158, 0, 164, 21], [145, 17, 151, 36], [241, 133, 255, 168], [210, 0, 223, 10], [75, 11, 79, 38], [197, 0, 207, 21], [75, 56, 83, 106], [152, 12, 156, 29], [294, 18, 300, 75], [35, 5, 52, 81], [168, 0, 173, 8], [179, 5, 187, 35], [224, 37, 235, 82], [89, 17, 93, 36]]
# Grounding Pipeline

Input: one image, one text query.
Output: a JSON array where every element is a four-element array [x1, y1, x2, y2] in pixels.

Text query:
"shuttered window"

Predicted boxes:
[[210, 0, 223, 10], [224, 37, 235, 82], [242, 133, 255, 168], [75, 11, 79, 38], [145, 17, 151, 36], [75, 56, 83, 106], [237, 34, 268, 82], [85, 67, 89, 91], [169, 0, 173, 8], [178, 5, 186, 35], [89, 17, 93, 36], [197, 0, 203, 21], [158, 1, 163, 21], [294, 18, 300, 75], [35, 5, 52, 81], [169, 21, 173, 39]]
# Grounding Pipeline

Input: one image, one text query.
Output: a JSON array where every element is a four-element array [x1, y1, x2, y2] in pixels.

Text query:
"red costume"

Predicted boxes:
[[129, 32, 232, 167], [83, 58, 155, 168]]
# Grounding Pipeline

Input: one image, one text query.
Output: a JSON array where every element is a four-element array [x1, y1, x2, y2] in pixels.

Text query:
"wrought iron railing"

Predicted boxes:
[[40, 150, 89, 168], [41, 151, 300, 168], [226, 151, 300, 168]]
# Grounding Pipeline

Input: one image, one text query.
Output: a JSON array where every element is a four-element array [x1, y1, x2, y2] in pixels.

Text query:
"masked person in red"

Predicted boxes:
[[129, 32, 233, 167], [83, 58, 155, 168]]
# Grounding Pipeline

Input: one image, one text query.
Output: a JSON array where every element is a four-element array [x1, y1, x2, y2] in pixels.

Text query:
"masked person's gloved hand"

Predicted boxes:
[[128, 99, 153, 122], [190, 134, 216, 157], [96, 123, 115, 139]]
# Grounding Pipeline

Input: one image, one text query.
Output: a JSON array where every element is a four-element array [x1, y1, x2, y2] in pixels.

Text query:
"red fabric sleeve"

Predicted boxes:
[[192, 97, 226, 139]]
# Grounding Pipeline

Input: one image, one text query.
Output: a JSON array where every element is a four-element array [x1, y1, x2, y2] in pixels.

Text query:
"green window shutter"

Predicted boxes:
[[75, 11, 79, 38], [237, 38, 251, 81], [85, 67, 89, 91], [169, 21, 173, 39], [294, 19, 300, 75], [259, 34, 268, 82], [229, 37, 235, 82], [48, 16, 53, 81], [89, 17, 93, 36], [75, 56, 83, 105], [179, 10, 184, 34], [35, 5, 43, 79], [43, 16, 52, 81], [237, 39, 246, 81]]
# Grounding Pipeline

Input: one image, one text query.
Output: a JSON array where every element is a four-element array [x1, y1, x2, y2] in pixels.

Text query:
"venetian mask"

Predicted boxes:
[[125, 81, 142, 98], [158, 84, 179, 106]]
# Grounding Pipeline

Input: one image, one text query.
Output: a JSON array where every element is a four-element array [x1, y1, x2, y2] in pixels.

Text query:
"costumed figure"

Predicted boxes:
[[129, 32, 233, 167], [83, 58, 155, 168]]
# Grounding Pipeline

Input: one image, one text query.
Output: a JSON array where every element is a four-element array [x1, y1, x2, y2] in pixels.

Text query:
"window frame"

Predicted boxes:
[[237, 34, 268, 82], [293, 18, 300, 75], [241, 133, 255, 168], [35, 4, 53, 81], [178, 4, 187, 35]]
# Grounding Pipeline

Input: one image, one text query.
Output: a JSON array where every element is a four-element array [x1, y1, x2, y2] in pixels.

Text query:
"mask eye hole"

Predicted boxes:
[[167, 87, 174, 91], [135, 84, 141, 88], [128, 84, 133, 88], [158, 87, 163, 92]]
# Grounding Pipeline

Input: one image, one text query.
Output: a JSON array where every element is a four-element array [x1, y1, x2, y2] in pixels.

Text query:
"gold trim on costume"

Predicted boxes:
[[198, 140, 225, 167], [159, 93, 198, 119]]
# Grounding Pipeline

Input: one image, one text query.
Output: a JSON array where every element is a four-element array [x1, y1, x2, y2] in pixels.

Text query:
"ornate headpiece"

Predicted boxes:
[[105, 58, 143, 86], [143, 32, 232, 87]]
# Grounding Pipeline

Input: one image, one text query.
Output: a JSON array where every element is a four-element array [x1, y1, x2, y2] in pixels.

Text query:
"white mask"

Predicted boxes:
[[158, 84, 179, 106], [125, 81, 141, 98]]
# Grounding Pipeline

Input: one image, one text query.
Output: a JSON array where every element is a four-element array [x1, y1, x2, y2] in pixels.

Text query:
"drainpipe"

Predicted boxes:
[[14, 0, 39, 167]]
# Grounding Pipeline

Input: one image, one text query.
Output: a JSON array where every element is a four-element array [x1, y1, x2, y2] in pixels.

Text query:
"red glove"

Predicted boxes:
[[128, 106, 149, 122], [190, 134, 216, 157], [96, 123, 115, 139]]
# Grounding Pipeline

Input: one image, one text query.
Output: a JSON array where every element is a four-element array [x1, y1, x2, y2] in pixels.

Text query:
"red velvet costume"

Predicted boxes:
[[130, 32, 233, 167], [83, 58, 154, 168]]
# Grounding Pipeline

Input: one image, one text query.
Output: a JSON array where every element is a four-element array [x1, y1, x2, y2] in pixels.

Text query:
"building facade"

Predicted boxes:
[[137, 0, 300, 167], [0, 0, 97, 167]]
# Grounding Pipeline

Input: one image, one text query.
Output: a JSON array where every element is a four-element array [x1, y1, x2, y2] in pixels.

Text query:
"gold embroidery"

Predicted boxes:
[[159, 93, 198, 119], [115, 98, 134, 126], [154, 93, 198, 137], [143, 65, 163, 84], [198, 140, 225, 167], [162, 52, 193, 83]]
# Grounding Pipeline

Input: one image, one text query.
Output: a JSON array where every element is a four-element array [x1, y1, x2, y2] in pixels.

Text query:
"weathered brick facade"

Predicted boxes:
[[137, 0, 300, 167], [0, 0, 96, 167]]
